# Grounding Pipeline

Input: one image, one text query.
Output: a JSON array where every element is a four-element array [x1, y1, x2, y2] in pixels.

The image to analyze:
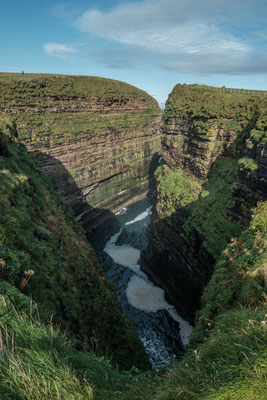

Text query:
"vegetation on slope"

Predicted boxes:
[[1, 201, 266, 399], [156, 201, 267, 400], [155, 164, 202, 213], [0, 114, 149, 370], [185, 158, 242, 258], [0, 295, 157, 400], [155, 158, 242, 258], [0, 73, 158, 105]]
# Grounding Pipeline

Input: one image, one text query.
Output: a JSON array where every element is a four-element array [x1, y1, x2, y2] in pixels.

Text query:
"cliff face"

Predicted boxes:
[[142, 85, 267, 322], [0, 114, 150, 370], [1, 88, 266, 400], [0, 74, 161, 229]]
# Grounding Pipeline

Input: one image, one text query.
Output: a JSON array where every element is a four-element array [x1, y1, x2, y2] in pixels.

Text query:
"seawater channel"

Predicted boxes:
[[88, 196, 192, 369]]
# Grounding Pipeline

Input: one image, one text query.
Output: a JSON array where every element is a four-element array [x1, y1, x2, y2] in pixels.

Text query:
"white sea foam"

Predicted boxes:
[[104, 207, 193, 347], [104, 229, 146, 277], [126, 275, 192, 345], [115, 207, 127, 216], [126, 275, 167, 312], [125, 206, 152, 225], [167, 308, 193, 345]]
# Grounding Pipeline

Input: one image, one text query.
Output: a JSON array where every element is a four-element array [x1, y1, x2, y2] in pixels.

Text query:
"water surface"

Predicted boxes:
[[88, 197, 192, 368]]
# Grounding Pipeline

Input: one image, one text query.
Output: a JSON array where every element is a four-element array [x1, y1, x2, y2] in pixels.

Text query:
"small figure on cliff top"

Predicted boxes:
[[22, 71, 24, 76]]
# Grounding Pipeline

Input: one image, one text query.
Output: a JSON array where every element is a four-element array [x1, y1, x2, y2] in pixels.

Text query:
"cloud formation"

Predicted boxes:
[[75, 0, 267, 74], [44, 43, 77, 60]]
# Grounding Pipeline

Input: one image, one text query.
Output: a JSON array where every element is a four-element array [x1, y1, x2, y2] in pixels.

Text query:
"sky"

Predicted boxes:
[[1, 0, 267, 105]]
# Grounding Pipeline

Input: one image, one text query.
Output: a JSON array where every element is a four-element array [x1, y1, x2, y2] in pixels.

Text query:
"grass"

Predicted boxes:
[[155, 307, 267, 400], [0, 295, 153, 400], [1, 202, 266, 400], [0, 73, 158, 105], [238, 157, 258, 171], [155, 164, 202, 216], [165, 84, 265, 119]]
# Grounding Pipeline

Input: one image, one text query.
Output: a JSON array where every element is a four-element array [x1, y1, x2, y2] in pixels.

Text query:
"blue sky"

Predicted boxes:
[[1, 0, 267, 105]]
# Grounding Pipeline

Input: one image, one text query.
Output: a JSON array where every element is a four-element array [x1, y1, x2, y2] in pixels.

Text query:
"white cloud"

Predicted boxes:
[[44, 43, 77, 60], [76, 1, 249, 57], [74, 0, 266, 74]]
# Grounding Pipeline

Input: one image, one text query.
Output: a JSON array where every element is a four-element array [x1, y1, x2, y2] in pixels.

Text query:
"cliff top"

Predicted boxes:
[[165, 83, 267, 120], [164, 83, 267, 148], [0, 72, 159, 108], [0, 73, 161, 142]]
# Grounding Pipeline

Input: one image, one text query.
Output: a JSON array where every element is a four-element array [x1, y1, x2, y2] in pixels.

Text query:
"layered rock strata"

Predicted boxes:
[[142, 84, 267, 322], [0, 114, 150, 370], [0, 74, 161, 229]]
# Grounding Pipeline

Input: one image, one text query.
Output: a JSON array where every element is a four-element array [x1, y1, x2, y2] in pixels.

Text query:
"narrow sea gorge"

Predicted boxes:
[[1, 74, 266, 399], [88, 196, 192, 368]]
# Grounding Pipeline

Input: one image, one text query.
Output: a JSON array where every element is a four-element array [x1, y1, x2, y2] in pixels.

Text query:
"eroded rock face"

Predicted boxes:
[[142, 203, 214, 323], [142, 84, 267, 322], [0, 74, 162, 230], [27, 119, 161, 229]]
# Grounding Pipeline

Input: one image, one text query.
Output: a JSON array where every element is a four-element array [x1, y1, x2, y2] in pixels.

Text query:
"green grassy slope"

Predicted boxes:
[[13, 108, 160, 145], [0, 73, 157, 104], [166, 84, 264, 118], [0, 114, 149, 370], [0, 295, 157, 400], [1, 201, 266, 400], [151, 201, 267, 400]]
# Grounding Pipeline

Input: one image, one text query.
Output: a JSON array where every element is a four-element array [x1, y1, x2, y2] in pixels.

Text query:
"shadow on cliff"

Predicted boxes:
[[141, 151, 260, 325], [30, 149, 160, 236]]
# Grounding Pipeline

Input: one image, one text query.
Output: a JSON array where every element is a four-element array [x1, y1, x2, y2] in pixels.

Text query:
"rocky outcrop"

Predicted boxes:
[[142, 84, 267, 322], [0, 74, 161, 230]]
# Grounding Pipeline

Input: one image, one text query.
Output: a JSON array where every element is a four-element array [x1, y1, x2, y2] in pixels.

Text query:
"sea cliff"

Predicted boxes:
[[0, 114, 150, 370], [0, 73, 161, 229], [142, 84, 267, 321]]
